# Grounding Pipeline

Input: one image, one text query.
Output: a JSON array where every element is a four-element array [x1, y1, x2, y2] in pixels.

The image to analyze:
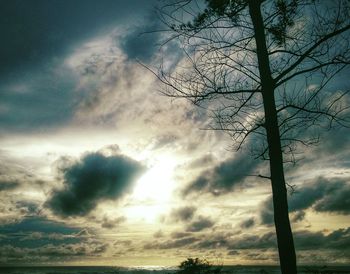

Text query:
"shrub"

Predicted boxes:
[[177, 258, 222, 274]]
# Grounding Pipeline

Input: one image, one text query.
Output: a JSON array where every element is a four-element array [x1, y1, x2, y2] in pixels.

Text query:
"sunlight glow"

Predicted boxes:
[[132, 156, 177, 203], [127, 155, 177, 222], [124, 204, 169, 223]]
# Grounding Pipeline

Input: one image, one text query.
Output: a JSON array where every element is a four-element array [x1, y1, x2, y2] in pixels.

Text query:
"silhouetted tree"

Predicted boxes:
[[177, 258, 222, 274], [151, 1, 350, 273]]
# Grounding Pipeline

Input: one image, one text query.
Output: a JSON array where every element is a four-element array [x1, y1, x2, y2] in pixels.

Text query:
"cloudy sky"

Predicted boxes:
[[0, 0, 349, 267]]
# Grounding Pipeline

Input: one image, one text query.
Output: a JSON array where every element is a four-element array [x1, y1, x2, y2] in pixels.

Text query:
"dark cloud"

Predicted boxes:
[[227, 250, 240, 256], [288, 179, 328, 212], [260, 177, 350, 225], [0, 0, 159, 133], [259, 198, 274, 225], [227, 228, 350, 251], [194, 233, 230, 249], [170, 231, 192, 239], [314, 185, 350, 214], [101, 216, 126, 229], [186, 216, 215, 232], [162, 208, 214, 233], [144, 228, 350, 259], [183, 152, 260, 196], [260, 199, 306, 225], [0, 217, 79, 236], [290, 177, 350, 215], [0, 240, 109, 264], [0, 217, 82, 248], [294, 228, 350, 250], [143, 226, 350, 255], [0, 180, 20, 191], [0, 0, 157, 80], [120, 13, 161, 63], [46, 152, 144, 217], [229, 232, 277, 250], [15, 201, 40, 216], [0, 69, 77, 132], [170, 206, 197, 222], [240, 218, 255, 229]]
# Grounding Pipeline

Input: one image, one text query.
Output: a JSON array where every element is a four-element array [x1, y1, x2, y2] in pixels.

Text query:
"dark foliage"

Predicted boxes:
[[177, 258, 222, 274]]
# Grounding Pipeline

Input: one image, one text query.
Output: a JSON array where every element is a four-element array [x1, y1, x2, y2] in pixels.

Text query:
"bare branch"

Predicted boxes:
[[274, 24, 350, 85]]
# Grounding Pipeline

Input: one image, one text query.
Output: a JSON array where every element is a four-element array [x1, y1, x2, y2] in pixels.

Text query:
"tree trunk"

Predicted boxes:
[[248, 1, 297, 273]]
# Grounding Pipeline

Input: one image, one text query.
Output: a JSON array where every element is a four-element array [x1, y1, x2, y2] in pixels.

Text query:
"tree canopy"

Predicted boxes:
[[156, 0, 349, 162]]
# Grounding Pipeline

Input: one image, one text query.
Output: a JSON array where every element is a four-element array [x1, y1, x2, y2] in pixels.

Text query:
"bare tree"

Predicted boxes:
[[150, 0, 350, 273]]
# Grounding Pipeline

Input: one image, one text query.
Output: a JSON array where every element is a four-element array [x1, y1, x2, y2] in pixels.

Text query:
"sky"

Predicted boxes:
[[0, 0, 349, 267]]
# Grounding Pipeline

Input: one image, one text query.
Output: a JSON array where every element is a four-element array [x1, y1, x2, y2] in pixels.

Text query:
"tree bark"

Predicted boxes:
[[248, 1, 297, 273]]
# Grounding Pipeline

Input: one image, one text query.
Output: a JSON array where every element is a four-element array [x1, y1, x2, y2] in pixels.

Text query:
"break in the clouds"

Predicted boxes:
[[46, 152, 144, 217]]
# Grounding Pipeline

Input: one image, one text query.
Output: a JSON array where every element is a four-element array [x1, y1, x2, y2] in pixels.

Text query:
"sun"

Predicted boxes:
[[132, 156, 177, 202], [126, 155, 177, 222]]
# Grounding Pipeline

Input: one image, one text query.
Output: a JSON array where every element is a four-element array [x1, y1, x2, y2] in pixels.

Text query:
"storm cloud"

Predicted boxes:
[[290, 177, 350, 215], [0, 0, 157, 80], [240, 218, 256, 229], [0, 180, 20, 192], [183, 153, 260, 196], [294, 228, 350, 251], [260, 177, 350, 225], [144, 227, 350, 253], [0, 0, 159, 133], [198, 228, 350, 252], [101, 216, 126, 229], [185, 216, 215, 232], [46, 152, 144, 217], [169, 206, 197, 222], [0, 240, 109, 264], [120, 14, 161, 63]]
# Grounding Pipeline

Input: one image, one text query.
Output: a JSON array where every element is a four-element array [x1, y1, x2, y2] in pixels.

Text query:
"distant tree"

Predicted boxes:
[[152, 1, 350, 273], [177, 257, 222, 274]]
